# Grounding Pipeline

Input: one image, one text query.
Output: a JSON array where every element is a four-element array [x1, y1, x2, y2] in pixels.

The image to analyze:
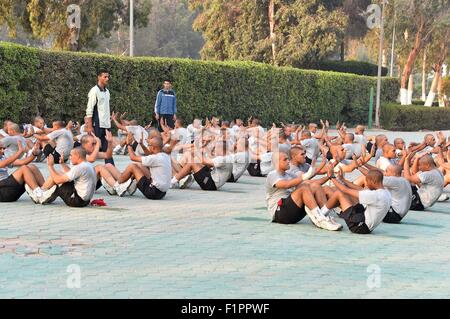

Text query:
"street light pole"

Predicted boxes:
[[375, 0, 385, 128], [389, 9, 396, 77], [130, 0, 134, 57]]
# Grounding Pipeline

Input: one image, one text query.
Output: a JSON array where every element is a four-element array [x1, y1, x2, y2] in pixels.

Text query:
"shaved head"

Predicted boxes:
[[386, 164, 402, 177]]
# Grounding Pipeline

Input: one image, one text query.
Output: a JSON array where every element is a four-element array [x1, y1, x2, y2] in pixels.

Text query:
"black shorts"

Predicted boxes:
[[0, 175, 25, 202], [305, 157, 313, 165], [273, 195, 307, 224], [227, 174, 236, 183], [43, 144, 63, 163], [410, 185, 425, 211], [247, 160, 263, 177], [137, 177, 166, 200], [383, 207, 403, 224], [340, 204, 371, 234], [193, 166, 217, 191], [56, 182, 90, 207]]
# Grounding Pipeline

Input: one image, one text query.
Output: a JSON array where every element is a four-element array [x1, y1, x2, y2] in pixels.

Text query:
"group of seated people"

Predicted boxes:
[[0, 114, 449, 235]]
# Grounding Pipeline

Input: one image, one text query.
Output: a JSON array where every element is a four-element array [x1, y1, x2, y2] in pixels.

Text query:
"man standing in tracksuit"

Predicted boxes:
[[85, 69, 114, 165], [154, 80, 177, 132]]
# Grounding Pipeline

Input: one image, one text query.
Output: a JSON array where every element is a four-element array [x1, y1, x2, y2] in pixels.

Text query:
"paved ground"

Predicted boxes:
[[1, 130, 450, 299]]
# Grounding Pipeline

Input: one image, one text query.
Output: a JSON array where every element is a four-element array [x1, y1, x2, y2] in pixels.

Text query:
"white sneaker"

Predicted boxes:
[[304, 207, 321, 228], [115, 179, 132, 197], [101, 178, 116, 195], [323, 215, 343, 231], [40, 185, 58, 204], [127, 179, 138, 196], [438, 194, 449, 202], [25, 185, 40, 204], [170, 180, 180, 189], [179, 174, 194, 189]]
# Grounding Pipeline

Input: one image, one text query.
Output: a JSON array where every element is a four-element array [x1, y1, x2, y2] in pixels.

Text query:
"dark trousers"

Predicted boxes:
[[158, 114, 175, 132], [93, 106, 114, 165]]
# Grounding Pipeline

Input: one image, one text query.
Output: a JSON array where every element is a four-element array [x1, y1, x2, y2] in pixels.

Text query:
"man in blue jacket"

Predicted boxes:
[[154, 80, 177, 132]]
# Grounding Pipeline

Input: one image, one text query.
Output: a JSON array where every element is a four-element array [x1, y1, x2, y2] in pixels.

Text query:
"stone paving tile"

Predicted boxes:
[[1, 129, 450, 298]]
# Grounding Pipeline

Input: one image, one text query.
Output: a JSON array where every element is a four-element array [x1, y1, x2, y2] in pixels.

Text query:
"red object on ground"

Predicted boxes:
[[91, 198, 107, 207]]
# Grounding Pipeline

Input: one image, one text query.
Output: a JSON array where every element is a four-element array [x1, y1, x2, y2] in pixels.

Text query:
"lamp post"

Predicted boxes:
[[375, 0, 385, 128], [130, 0, 134, 57]]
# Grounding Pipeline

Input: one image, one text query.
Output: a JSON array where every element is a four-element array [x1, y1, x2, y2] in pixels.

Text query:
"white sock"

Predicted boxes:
[[321, 206, 330, 216], [114, 181, 119, 188], [171, 177, 179, 184]]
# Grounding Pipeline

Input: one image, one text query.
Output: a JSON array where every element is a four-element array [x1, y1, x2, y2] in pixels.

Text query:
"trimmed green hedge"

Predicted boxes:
[[381, 103, 450, 131], [0, 41, 399, 126], [298, 60, 388, 76]]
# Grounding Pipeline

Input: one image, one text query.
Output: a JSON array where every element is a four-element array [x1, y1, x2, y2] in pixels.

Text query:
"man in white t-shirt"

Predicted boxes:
[[324, 168, 391, 234], [117, 136, 171, 199], [228, 137, 250, 183], [298, 130, 319, 164], [0, 123, 28, 159], [39, 147, 96, 207], [171, 140, 233, 191], [404, 153, 444, 211], [376, 144, 398, 171], [265, 152, 341, 230], [34, 121, 73, 163]]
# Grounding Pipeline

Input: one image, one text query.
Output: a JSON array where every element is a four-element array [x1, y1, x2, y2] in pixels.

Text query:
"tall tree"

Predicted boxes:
[[0, 0, 151, 50]]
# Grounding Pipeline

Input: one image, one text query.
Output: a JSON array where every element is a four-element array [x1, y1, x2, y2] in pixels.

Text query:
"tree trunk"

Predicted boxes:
[[340, 40, 345, 61], [400, 17, 425, 105], [438, 73, 445, 107], [407, 72, 414, 105], [425, 64, 440, 107], [268, 0, 276, 66], [421, 48, 427, 101], [425, 35, 449, 107]]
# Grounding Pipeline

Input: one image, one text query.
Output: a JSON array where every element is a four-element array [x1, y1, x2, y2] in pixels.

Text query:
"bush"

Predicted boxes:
[[381, 103, 450, 131], [0, 41, 399, 127], [297, 60, 388, 76]]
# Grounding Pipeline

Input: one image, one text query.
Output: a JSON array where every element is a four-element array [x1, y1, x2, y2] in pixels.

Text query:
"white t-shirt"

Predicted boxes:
[[342, 143, 355, 159], [141, 152, 172, 192], [359, 189, 392, 231], [260, 152, 273, 176], [211, 155, 233, 189], [0, 155, 10, 181], [265, 170, 297, 220], [376, 156, 397, 171], [301, 138, 319, 159], [231, 152, 250, 180], [47, 128, 74, 158], [286, 162, 311, 177], [354, 134, 367, 145], [171, 127, 190, 145], [417, 169, 445, 208], [0, 129, 8, 137], [1, 135, 27, 158], [126, 125, 148, 155], [383, 176, 412, 217], [65, 161, 96, 201], [187, 124, 202, 142]]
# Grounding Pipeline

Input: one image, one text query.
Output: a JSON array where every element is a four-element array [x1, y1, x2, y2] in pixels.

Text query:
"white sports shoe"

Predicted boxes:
[[170, 180, 180, 189], [40, 185, 58, 205], [179, 174, 194, 189], [25, 185, 40, 204], [304, 207, 322, 228], [316, 214, 343, 231], [101, 178, 117, 195], [437, 194, 449, 202], [115, 179, 132, 197], [127, 179, 138, 196]]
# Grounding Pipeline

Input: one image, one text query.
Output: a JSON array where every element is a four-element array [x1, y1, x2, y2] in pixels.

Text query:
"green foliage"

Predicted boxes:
[[381, 103, 450, 131], [0, 42, 399, 127], [0, 0, 151, 51], [298, 60, 388, 76], [190, 0, 348, 67]]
